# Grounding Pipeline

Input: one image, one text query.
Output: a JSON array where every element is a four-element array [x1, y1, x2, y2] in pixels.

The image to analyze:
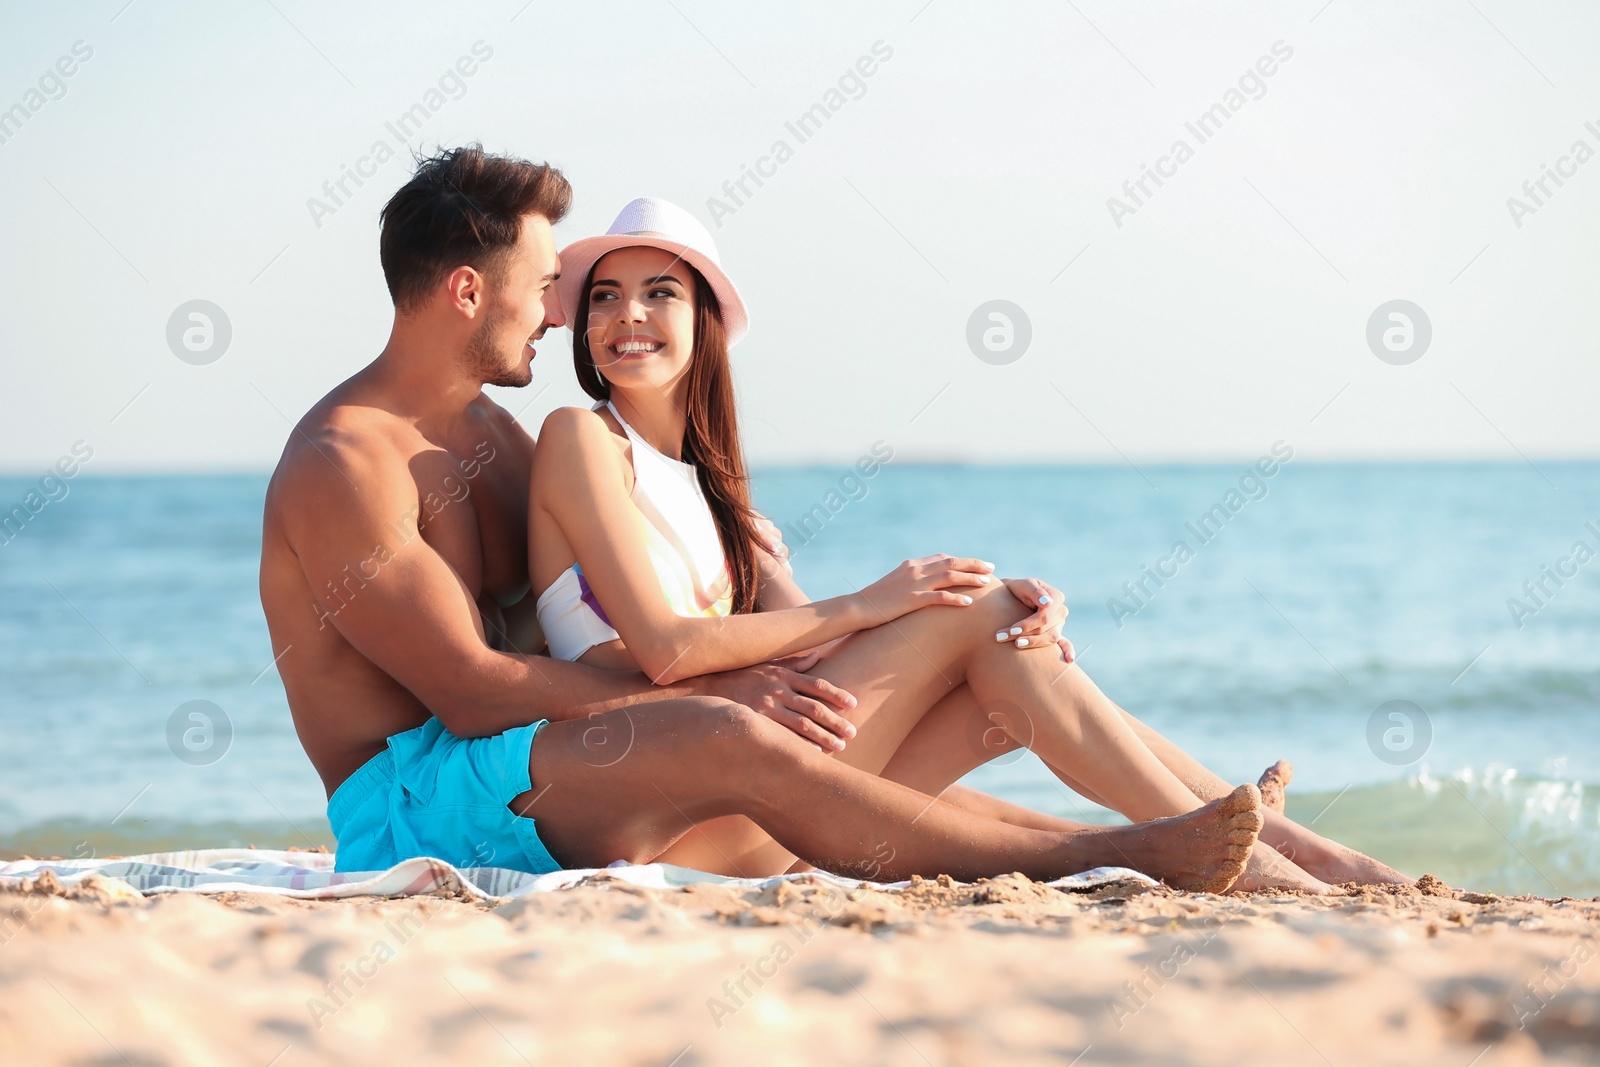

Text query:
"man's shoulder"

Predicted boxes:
[[465, 393, 536, 456], [466, 391, 519, 429], [268, 396, 413, 510]]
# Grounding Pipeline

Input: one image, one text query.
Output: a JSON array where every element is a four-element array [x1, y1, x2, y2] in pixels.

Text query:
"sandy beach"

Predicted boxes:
[[4, 869, 1598, 1066]]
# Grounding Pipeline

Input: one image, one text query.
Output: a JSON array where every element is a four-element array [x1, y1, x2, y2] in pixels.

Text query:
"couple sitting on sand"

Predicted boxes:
[[260, 145, 1407, 895]]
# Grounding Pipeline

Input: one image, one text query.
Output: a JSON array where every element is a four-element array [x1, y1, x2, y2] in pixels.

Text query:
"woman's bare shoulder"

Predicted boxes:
[[533, 407, 631, 489], [538, 404, 609, 440]]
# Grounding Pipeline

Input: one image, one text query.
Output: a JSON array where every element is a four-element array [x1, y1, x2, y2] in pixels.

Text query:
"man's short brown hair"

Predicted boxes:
[[379, 144, 572, 311]]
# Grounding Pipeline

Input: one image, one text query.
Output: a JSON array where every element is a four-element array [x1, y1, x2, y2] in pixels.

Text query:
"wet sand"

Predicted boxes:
[[3, 870, 1599, 1066]]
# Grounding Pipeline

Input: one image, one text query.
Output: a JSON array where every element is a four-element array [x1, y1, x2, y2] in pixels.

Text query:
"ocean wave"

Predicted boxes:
[[1289, 768, 1600, 898], [0, 816, 333, 863]]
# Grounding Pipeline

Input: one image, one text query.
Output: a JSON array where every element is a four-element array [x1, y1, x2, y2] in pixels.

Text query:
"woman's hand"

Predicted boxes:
[[994, 577, 1075, 661], [854, 554, 996, 623]]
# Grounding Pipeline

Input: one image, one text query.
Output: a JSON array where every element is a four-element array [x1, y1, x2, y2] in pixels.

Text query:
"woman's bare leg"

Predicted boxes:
[[516, 697, 1264, 891], [884, 684, 1398, 886], [893, 683, 1403, 885], [870, 686, 1338, 888], [646, 814, 795, 877], [1257, 760, 1293, 813], [653, 587, 1398, 888], [653, 647, 1338, 889], [1100, 705, 1408, 884], [878, 684, 1100, 829], [779, 583, 1332, 891]]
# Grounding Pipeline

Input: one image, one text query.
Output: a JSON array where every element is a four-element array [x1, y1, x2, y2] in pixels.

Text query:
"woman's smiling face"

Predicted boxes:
[[584, 246, 698, 395]]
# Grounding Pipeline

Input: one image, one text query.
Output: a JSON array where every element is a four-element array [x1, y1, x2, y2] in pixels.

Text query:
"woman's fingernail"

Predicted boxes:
[[982, 560, 994, 569], [1009, 626, 1022, 636], [961, 595, 973, 605], [995, 631, 1009, 642], [1016, 637, 1030, 648], [1038, 594, 1051, 604], [978, 575, 991, 584]]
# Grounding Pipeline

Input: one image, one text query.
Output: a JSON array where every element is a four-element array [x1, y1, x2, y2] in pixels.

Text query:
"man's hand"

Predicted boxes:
[[751, 511, 794, 579], [692, 652, 858, 752], [996, 577, 1075, 662]]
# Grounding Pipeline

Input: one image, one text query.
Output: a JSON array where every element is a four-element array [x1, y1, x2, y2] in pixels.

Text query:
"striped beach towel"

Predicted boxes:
[[0, 850, 1156, 903]]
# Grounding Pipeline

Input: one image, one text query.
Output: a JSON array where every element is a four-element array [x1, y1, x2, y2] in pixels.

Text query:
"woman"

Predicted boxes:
[[529, 198, 1406, 892], [528, 197, 1025, 685]]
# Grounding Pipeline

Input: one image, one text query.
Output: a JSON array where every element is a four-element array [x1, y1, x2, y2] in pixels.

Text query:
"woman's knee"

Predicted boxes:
[[955, 579, 1032, 638]]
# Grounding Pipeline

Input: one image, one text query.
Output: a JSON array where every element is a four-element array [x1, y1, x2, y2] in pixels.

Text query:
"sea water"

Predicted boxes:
[[2, 463, 1597, 896]]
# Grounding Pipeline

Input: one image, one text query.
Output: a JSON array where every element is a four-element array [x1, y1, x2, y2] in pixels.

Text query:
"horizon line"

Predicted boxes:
[[5, 455, 1600, 478]]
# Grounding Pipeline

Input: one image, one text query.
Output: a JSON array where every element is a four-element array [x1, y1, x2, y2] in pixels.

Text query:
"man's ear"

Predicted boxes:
[[445, 265, 486, 318]]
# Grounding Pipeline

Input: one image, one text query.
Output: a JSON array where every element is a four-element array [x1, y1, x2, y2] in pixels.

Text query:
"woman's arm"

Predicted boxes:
[[532, 407, 993, 684], [758, 514, 1073, 659]]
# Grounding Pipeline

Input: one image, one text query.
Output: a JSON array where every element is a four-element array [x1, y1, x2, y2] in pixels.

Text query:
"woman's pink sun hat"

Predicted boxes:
[[556, 197, 749, 346]]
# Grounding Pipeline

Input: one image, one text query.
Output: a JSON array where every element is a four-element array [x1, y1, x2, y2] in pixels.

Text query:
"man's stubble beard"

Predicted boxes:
[[464, 301, 534, 388]]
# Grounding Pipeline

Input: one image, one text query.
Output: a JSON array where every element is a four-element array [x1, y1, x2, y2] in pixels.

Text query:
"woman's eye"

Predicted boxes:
[[591, 291, 615, 303], [649, 288, 676, 300]]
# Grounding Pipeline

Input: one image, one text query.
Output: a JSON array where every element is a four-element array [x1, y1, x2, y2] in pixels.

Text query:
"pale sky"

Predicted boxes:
[[2, 0, 1597, 471]]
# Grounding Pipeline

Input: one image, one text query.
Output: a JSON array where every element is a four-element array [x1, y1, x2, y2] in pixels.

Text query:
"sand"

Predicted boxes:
[[3, 870, 1599, 1066]]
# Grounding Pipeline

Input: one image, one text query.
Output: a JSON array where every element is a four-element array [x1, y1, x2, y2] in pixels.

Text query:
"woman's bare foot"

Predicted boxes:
[[1288, 837, 1412, 886], [1232, 841, 1338, 894], [1257, 810, 1413, 886], [1256, 759, 1293, 814], [1100, 784, 1264, 894]]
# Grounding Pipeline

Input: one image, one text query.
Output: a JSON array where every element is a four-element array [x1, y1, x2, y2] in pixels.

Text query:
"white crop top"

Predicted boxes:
[[535, 402, 733, 662]]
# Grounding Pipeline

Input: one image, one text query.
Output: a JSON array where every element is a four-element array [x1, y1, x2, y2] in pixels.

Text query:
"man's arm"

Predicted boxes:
[[281, 431, 702, 738]]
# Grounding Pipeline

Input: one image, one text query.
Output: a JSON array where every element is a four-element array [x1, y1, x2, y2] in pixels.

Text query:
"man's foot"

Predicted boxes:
[[1104, 784, 1264, 894], [1256, 759, 1292, 814]]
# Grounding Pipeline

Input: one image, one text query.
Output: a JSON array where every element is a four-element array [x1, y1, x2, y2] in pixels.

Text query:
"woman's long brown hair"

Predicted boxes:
[[572, 264, 763, 614]]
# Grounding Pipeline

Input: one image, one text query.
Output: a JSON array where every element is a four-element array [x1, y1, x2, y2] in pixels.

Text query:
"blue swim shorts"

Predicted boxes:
[[328, 717, 563, 875]]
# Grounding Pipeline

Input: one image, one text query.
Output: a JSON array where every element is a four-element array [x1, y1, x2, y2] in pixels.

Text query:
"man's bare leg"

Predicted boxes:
[[652, 588, 1398, 888], [654, 628, 1391, 891], [514, 697, 1264, 892], [653, 665, 1334, 887], [650, 674, 1092, 876], [763, 688, 1117, 875]]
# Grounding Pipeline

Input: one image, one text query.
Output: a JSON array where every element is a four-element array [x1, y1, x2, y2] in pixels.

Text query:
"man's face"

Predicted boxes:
[[465, 213, 564, 388]]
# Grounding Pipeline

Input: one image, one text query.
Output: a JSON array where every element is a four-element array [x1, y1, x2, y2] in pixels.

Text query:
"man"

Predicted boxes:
[[258, 146, 1338, 893]]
